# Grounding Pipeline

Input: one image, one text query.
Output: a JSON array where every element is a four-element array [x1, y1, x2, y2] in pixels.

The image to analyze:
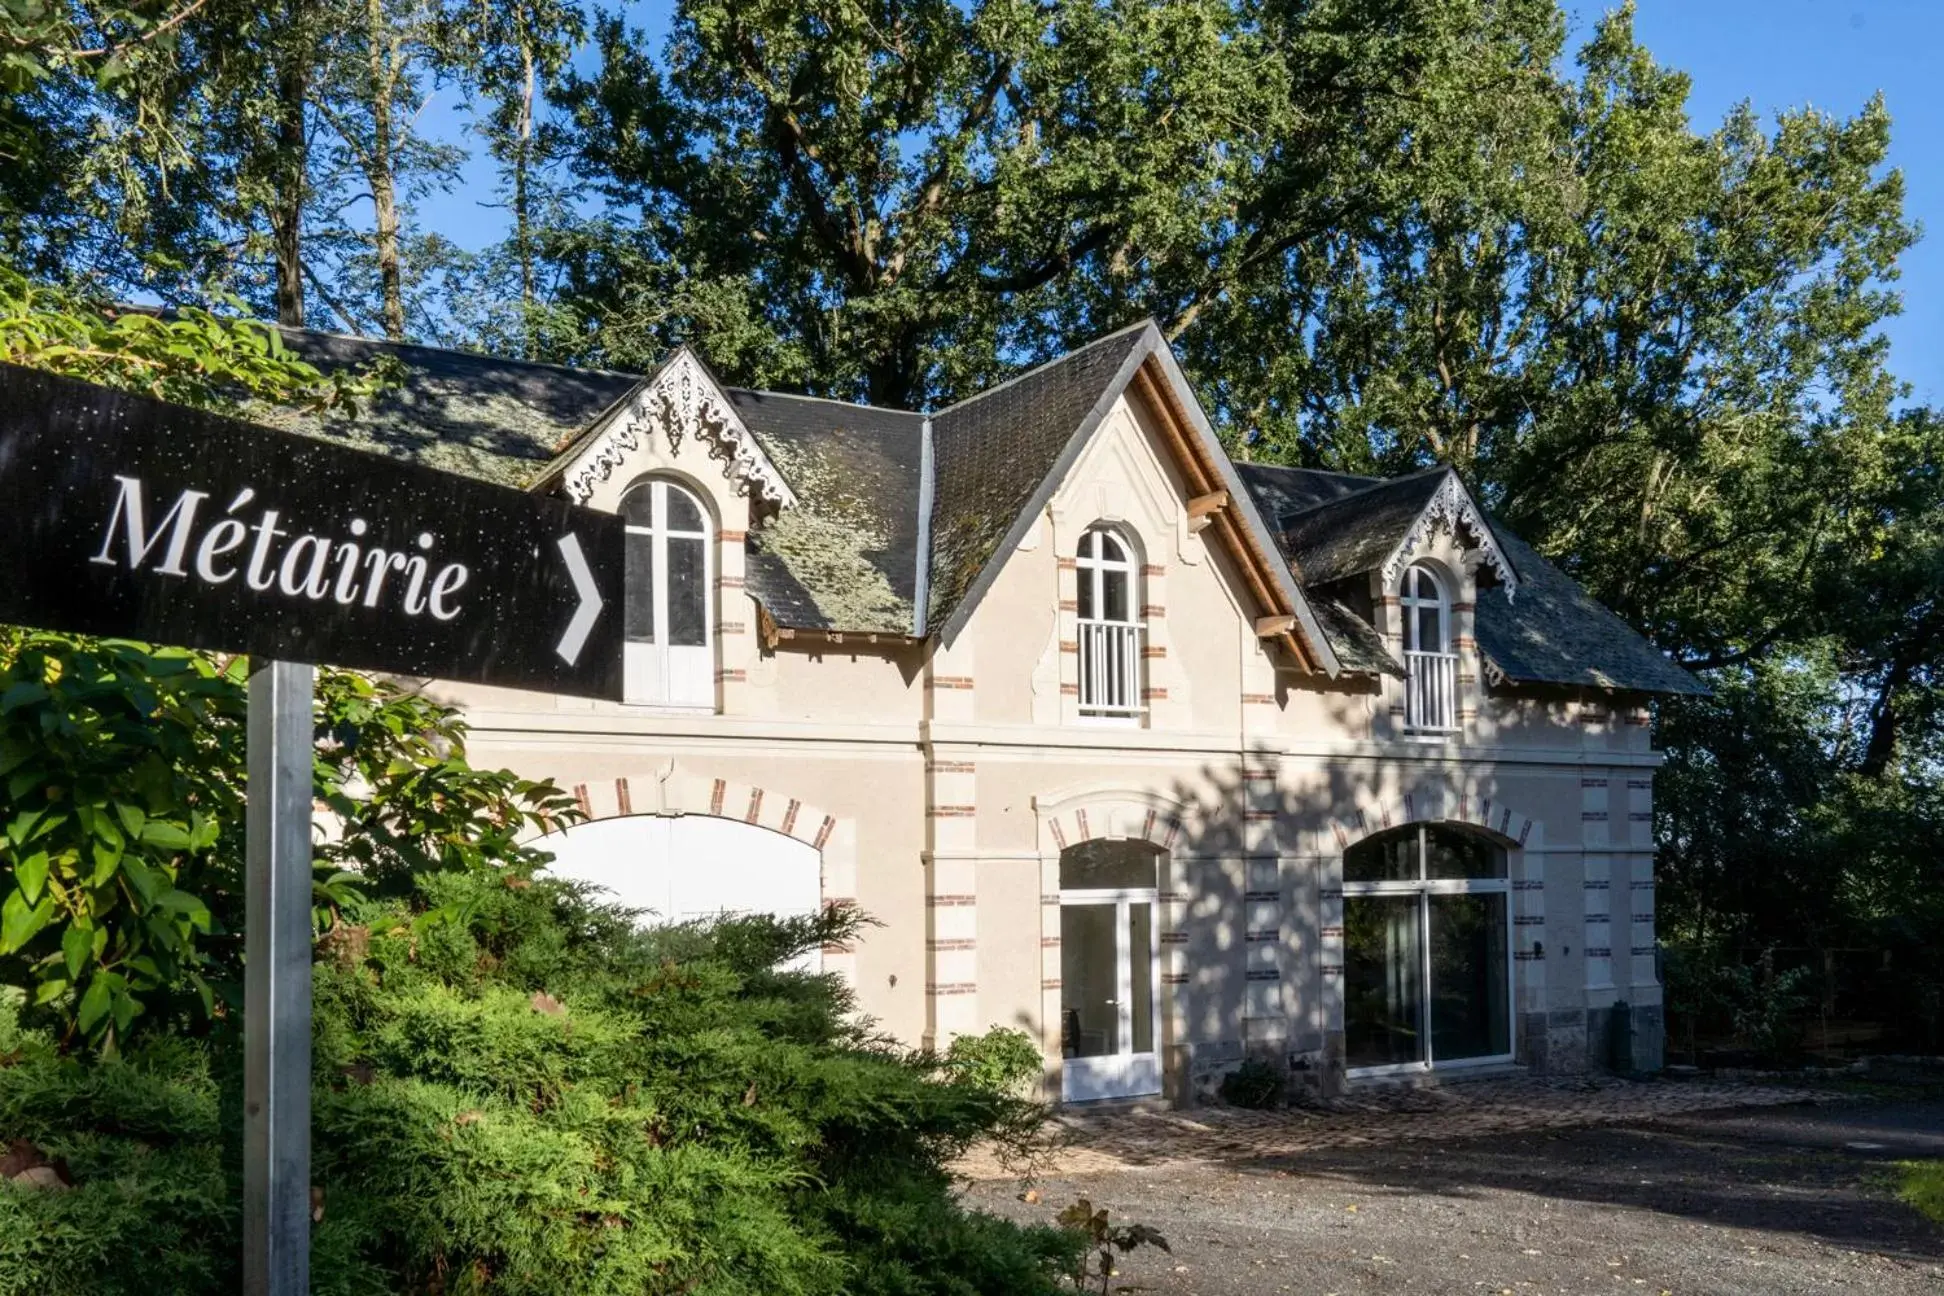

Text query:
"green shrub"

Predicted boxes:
[[1218, 1056, 1284, 1109], [0, 879, 1080, 1294]]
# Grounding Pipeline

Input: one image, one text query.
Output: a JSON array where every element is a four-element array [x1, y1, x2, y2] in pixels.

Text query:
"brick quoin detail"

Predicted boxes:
[[926, 982, 977, 996], [614, 778, 633, 816], [1241, 692, 1276, 705], [744, 787, 764, 823], [927, 760, 975, 774], [1139, 604, 1166, 618], [716, 575, 745, 589], [930, 805, 976, 818], [931, 675, 975, 690], [709, 779, 727, 815], [781, 799, 801, 836], [1058, 599, 1079, 612], [927, 939, 978, 951], [1450, 600, 1476, 612], [715, 668, 746, 683], [717, 529, 748, 543], [1141, 645, 1167, 659], [813, 815, 836, 850], [1060, 683, 1080, 696], [718, 620, 747, 635], [1140, 687, 1168, 701], [1059, 640, 1079, 653], [1140, 564, 1166, 577], [1056, 556, 1078, 570], [573, 784, 591, 818], [926, 894, 978, 907]]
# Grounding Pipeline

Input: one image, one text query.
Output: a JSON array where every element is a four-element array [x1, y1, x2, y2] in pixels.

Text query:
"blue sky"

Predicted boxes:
[[416, 0, 1942, 403]]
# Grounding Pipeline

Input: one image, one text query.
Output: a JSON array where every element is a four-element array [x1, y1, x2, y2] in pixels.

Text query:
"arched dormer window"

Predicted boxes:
[[621, 477, 713, 708], [1076, 527, 1141, 718], [1400, 563, 1456, 732]]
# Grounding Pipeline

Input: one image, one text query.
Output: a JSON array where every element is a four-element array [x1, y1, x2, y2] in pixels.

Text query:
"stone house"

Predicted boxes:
[[280, 318, 1704, 1102]]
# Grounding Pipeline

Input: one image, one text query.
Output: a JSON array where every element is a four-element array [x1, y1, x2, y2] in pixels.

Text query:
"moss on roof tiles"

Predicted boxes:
[[750, 430, 913, 633]]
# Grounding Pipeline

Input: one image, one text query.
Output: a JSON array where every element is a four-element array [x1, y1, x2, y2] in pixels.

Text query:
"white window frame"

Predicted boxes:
[[1075, 527, 1142, 721], [1341, 823, 1515, 1078], [621, 477, 715, 710], [1401, 563, 1458, 733]]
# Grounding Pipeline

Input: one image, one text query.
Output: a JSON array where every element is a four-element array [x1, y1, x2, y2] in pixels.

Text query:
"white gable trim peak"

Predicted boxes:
[[1383, 470, 1518, 601], [560, 349, 797, 509]]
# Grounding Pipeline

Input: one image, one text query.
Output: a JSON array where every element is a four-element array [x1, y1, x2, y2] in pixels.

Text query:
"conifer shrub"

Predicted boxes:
[[0, 873, 1081, 1293]]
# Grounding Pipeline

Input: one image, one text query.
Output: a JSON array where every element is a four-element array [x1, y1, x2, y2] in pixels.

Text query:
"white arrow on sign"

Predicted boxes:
[[553, 533, 604, 666]]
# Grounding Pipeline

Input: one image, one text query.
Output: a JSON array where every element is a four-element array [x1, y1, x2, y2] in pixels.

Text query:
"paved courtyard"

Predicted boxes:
[[958, 1075, 1831, 1179], [961, 1079, 1944, 1294]]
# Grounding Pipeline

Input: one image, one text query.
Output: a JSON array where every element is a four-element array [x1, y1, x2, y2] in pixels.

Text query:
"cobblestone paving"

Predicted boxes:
[[957, 1076, 1830, 1179]]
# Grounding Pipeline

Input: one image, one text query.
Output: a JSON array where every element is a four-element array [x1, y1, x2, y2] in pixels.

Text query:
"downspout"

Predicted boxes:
[[912, 416, 935, 638]]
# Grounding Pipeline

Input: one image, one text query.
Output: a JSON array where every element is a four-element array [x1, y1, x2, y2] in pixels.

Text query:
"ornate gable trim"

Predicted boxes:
[[1381, 471, 1518, 599], [559, 350, 797, 509]]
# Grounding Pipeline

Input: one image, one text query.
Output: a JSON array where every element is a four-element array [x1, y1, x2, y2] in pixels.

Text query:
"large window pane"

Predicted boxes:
[[1344, 895, 1425, 1068], [666, 536, 707, 646], [1060, 839, 1159, 891], [1425, 828, 1505, 880], [624, 531, 656, 642], [619, 486, 655, 528], [1077, 565, 1095, 620], [665, 486, 703, 533], [1061, 903, 1119, 1058], [1128, 902, 1153, 1053], [1345, 832, 1418, 883], [1429, 893, 1509, 1060], [1102, 567, 1129, 623]]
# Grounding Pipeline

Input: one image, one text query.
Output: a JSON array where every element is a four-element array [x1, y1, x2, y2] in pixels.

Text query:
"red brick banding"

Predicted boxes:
[[744, 787, 764, 823], [614, 778, 633, 816], [813, 814, 836, 850], [932, 675, 975, 690], [929, 805, 976, 817]]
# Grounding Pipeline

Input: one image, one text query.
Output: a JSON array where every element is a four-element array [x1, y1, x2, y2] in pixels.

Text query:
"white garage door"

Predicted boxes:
[[533, 815, 823, 971]]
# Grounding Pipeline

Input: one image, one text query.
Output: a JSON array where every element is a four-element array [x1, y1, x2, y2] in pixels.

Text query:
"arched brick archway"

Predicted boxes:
[[1329, 791, 1537, 852], [540, 770, 859, 977]]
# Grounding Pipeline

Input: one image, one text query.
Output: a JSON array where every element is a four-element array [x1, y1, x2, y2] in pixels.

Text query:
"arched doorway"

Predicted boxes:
[[533, 813, 824, 971], [1059, 838, 1164, 1101], [1342, 821, 1511, 1073]]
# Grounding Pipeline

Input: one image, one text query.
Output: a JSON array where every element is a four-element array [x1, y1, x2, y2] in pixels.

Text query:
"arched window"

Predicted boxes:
[[1400, 563, 1456, 732], [1075, 527, 1140, 717], [621, 478, 713, 707], [1342, 822, 1510, 1072]]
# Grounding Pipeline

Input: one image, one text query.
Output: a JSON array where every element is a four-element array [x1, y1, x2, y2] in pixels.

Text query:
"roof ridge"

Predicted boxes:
[[273, 320, 646, 383], [726, 386, 925, 418], [933, 318, 1156, 419], [1243, 462, 1384, 483], [1279, 464, 1449, 524]]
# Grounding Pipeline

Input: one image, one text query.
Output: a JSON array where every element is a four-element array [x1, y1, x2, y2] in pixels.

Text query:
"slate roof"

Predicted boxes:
[[1474, 528, 1708, 696], [262, 323, 1697, 696], [262, 329, 640, 488], [926, 322, 1152, 629], [726, 389, 925, 634], [1276, 468, 1448, 585], [1234, 463, 1703, 696]]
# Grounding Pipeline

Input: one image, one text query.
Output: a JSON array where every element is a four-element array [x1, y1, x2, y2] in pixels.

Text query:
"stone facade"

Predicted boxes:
[[427, 349, 1672, 1104]]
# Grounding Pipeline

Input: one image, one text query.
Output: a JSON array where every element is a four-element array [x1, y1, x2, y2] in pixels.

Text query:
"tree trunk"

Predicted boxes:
[[513, 41, 536, 357], [272, 3, 308, 329], [368, 0, 405, 340]]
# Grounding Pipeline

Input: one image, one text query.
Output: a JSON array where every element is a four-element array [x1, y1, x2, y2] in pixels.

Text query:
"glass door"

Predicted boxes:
[[1342, 824, 1513, 1075], [1060, 897, 1160, 1101]]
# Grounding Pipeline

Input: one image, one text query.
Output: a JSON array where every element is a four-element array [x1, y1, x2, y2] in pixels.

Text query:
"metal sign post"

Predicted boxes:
[[244, 660, 316, 1296], [0, 365, 631, 1296]]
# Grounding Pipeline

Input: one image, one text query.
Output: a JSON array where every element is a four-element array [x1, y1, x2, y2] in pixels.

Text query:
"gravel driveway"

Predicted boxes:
[[965, 1098, 1944, 1295]]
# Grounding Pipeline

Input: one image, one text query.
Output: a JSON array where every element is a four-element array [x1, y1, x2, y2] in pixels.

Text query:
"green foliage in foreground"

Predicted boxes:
[[0, 879, 1078, 1294], [0, 633, 578, 1052], [1897, 1161, 1944, 1228]]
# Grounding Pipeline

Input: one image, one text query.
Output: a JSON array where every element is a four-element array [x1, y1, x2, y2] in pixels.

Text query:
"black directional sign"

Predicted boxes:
[[0, 363, 625, 699]]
